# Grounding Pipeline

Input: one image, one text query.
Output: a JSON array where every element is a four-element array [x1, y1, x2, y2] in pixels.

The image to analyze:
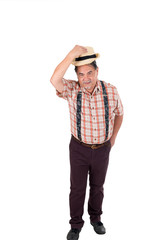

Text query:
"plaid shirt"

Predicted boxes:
[[56, 78, 123, 144]]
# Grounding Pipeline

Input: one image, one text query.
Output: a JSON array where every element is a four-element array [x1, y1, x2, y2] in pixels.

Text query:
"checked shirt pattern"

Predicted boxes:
[[56, 79, 123, 144]]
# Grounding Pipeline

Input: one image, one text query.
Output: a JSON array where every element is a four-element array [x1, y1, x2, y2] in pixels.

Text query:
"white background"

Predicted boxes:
[[0, 0, 160, 239]]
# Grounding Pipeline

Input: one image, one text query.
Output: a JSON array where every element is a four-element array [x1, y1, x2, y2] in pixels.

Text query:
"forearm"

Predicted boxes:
[[110, 115, 123, 147], [50, 52, 73, 86], [112, 115, 123, 138]]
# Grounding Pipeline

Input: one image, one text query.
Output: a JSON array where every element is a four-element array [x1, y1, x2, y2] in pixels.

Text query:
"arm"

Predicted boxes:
[[110, 115, 123, 147], [50, 45, 87, 93]]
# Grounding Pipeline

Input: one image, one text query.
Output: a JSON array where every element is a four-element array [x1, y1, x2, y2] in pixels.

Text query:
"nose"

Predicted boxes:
[[83, 74, 89, 81]]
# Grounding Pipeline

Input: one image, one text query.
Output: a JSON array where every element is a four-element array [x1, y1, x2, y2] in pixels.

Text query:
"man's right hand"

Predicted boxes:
[[69, 45, 88, 59]]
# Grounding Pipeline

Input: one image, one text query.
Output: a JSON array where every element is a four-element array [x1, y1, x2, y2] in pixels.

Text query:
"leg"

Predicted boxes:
[[88, 142, 111, 223], [69, 137, 90, 229]]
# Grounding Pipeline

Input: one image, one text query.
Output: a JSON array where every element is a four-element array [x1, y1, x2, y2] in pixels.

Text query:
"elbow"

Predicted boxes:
[[50, 79, 56, 89], [50, 77, 53, 84], [50, 76, 55, 86], [50, 76, 59, 90]]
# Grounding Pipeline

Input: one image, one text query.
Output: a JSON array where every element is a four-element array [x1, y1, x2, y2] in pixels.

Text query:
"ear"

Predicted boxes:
[[96, 67, 99, 75]]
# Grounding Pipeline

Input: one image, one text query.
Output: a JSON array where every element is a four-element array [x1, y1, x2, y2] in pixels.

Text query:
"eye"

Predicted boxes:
[[79, 73, 84, 77], [88, 71, 92, 75]]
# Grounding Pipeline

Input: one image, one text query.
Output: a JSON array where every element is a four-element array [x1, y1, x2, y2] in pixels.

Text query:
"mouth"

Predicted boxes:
[[83, 80, 91, 85]]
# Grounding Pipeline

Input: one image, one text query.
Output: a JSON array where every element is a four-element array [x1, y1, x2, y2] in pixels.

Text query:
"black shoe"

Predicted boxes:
[[91, 221, 106, 234], [67, 228, 81, 240]]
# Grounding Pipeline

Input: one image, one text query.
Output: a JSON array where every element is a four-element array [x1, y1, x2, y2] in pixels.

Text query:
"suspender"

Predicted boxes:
[[76, 91, 82, 141], [100, 80, 109, 141], [76, 81, 109, 142]]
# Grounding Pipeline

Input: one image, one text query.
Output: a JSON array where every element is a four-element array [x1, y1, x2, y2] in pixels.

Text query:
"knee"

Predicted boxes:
[[90, 184, 104, 194]]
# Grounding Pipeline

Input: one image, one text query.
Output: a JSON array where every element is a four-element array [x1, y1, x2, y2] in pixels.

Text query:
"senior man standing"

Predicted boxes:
[[50, 45, 124, 240]]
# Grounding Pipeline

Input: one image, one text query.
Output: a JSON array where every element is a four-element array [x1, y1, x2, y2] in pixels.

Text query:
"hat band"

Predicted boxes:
[[75, 54, 96, 62]]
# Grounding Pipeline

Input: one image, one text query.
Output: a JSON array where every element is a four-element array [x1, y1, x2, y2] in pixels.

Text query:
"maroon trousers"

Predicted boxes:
[[69, 135, 111, 229]]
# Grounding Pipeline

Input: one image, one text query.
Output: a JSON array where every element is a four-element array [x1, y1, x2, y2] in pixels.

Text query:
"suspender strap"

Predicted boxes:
[[100, 81, 109, 141], [76, 82, 109, 142], [76, 91, 82, 141]]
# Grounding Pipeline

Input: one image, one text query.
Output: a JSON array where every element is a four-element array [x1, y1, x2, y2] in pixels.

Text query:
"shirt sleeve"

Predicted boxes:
[[56, 78, 76, 100], [113, 87, 124, 116]]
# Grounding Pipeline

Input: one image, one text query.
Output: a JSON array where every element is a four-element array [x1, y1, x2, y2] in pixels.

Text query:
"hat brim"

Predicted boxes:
[[72, 53, 100, 66]]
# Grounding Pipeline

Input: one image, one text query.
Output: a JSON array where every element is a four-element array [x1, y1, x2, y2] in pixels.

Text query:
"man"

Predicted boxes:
[[50, 45, 124, 240]]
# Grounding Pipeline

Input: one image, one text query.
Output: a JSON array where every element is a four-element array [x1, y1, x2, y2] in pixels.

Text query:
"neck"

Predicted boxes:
[[85, 80, 97, 94]]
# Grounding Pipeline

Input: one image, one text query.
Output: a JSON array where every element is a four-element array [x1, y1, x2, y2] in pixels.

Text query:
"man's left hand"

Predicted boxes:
[[110, 135, 116, 148]]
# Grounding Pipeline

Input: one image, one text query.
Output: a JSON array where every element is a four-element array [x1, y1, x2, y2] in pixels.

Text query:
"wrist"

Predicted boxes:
[[67, 50, 76, 61], [63, 52, 75, 66]]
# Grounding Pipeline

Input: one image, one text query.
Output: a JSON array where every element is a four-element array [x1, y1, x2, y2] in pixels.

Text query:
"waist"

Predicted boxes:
[[71, 135, 110, 149]]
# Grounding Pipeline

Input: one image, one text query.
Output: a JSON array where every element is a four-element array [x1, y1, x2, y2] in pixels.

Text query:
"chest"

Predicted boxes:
[[68, 91, 117, 116]]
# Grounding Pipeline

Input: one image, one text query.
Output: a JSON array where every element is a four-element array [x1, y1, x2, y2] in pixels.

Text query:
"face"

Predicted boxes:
[[76, 64, 99, 93]]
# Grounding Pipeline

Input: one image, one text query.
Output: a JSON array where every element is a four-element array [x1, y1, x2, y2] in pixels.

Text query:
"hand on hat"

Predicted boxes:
[[69, 45, 88, 60]]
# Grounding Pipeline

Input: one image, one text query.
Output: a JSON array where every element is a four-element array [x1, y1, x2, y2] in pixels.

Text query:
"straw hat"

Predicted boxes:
[[72, 46, 100, 66]]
